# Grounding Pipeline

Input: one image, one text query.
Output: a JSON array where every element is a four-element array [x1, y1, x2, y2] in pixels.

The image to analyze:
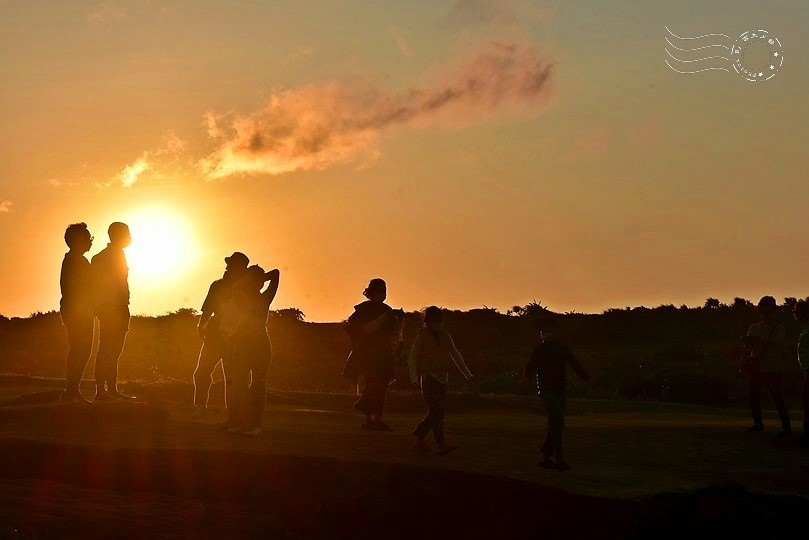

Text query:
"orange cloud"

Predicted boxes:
[[0, 201, 11, 213], [118, 155, 151, 188], [565, 128, 608, 160], [202, 41, 555, 179]]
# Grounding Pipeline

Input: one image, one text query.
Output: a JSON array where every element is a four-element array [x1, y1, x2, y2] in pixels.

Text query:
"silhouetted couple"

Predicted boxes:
[[59, 222, 135, 404], [193, 252, 280, 436]]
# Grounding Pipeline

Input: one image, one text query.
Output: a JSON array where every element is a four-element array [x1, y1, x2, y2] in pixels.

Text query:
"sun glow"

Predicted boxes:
[[120, 208, 197, 284]]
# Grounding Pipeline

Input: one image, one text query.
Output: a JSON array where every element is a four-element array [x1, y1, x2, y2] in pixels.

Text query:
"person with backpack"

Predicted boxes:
[[408, 306, 473, 455]]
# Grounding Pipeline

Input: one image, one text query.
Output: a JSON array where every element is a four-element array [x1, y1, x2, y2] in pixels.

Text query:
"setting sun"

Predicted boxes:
[[121, 208, 197, 284]]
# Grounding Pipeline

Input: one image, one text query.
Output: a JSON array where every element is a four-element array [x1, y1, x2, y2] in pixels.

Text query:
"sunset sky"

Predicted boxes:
[[1, 0, 807, 322]]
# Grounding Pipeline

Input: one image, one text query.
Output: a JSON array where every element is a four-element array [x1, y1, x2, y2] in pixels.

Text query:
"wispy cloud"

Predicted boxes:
[[446, 0, 554, 32], [118, 155, 151, 188], [107, 131, 187, 188], [0, 201, 12, 213], [565, 129, 608, 160], [390, 28, 413, 58], [88, 2, 127, 24], [201, 41, 554, 179]]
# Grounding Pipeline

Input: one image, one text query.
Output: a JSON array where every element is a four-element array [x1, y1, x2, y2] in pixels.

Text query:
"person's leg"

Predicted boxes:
[[193, 334, 224, 408], [246, 337, 272, 433], [227, 340, 250, 431], [763, 371, 791, 434], [64, 315, 93, 396], [353, 375, 373, 426], [542, 393, 565, 467], [413, 375, 437, 444], [431, 378, 447, 446], [748, 372, 764, 429], [365, 375, 390, 428], [801, 371, 809, 441], [221, 340, 237, 427], [96, 306, 129, 397]]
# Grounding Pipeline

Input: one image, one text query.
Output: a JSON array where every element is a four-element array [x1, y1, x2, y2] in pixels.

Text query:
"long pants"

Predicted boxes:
[[193, 333, 225, 407], [355, 374, 389, 417], [541, 393, 566, 461], [62, 312, 93, 394], [802, 370, 809, 436], [94, 305, 130, 393], [413, 374, 447, 444], [748, 370, 791, 430], [226, 333, 272, 430]]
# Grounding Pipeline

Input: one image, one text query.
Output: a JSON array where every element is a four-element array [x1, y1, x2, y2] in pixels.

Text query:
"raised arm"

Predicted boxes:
[[447, 334, 473, 379], [261, 269, 281, 306]]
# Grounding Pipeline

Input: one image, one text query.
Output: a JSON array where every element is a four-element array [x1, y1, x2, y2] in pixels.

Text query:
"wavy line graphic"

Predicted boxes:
[[665, 26, 731, 41], [664, 26, 733, 75]]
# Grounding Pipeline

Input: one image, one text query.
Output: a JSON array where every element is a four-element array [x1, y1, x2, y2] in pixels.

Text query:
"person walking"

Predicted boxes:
[[59, 223, 95, 404], [192, 251, 250, 419], [408, 306, 473, 455], [222, 264, 280, 436], [343, 278, 403, 431], [742, 295, 791, 436], [91, 222, 135, 401], [793, 298, 809, 445], [520, 317, 589, 471]]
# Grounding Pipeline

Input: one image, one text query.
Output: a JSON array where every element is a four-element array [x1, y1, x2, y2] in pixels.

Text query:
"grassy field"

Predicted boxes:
[[0, 378, 808, 538]]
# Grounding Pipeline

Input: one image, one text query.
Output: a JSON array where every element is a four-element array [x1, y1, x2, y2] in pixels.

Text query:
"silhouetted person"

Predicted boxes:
[[408, 306, 473, 455], [793, 298, 809, 445], [220, 264, 280, 436], [193, 251, 250, 419], [520, 317, 589, 471], [343, 278, 403, 431], [91, 222, 135, 401], [742, 296, 790, 436], [59, 223, 95, 404]]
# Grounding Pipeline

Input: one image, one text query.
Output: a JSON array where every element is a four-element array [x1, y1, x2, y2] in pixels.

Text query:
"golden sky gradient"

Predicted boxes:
[[1, 0, 807, 321]]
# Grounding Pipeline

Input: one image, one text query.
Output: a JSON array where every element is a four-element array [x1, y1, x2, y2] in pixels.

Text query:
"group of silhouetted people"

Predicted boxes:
[[60, 221, 809, 467]]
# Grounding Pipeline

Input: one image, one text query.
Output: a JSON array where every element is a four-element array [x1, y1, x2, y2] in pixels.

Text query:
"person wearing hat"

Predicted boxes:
[[221, 264, 280, 436], [343, 278, 404, 431], [192, 251, 250, 419], [743, 295, 791, 436], [91, 222, 135, 401]]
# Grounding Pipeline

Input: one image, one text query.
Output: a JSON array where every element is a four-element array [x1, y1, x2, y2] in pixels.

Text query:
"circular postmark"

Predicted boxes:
[[730, 30, 783, 82]]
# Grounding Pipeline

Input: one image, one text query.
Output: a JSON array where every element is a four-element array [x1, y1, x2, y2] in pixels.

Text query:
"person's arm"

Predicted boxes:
[[361, 310, 393, 335], [566, 348, 590, 382], [408, 332, 423, 384], [261, 269, 281, 306], [519, 346, 540, 385], [447, 334, 473, 380], [197, 283, 218, 338]]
